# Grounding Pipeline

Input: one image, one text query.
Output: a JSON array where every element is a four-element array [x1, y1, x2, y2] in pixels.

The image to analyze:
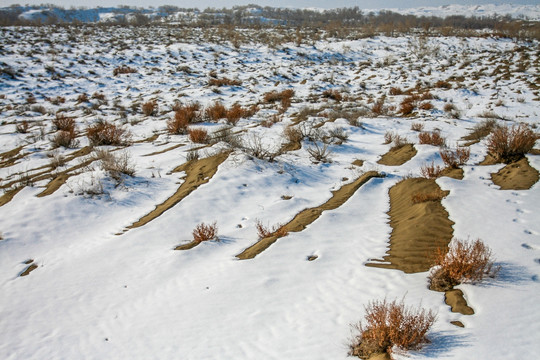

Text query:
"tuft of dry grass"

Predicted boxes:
[[486, 123, 537, 163], [53, 114, 75, 132], [322, 89, 343, 102], [464, 119, 497, 141], [205, 101, 228, 122], [94, 149, 135, 183], [208, 77, 242, 87], [52, 129, 78, 148], [263, 89, 294, 111], [16, 120, 30, 133], [349, 298, 436, 359], [429, 238, 499, 291], [188, 128, 208, 143], [418, 131, 446, 147], [411, 122, 424, 132], [86, 120, 130, 146], [192, 222, 219, 243], [440, 146, 470, 168]]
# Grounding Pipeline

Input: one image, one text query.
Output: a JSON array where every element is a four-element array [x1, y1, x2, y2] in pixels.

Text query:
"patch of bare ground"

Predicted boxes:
[[377, 144, 417, 166], [352, 159, 364, 167], [121, 151, 230, 232], [20, 262, 38, 277], [236, 171, 383, 260], [366, 178, 454, 273], [440, 167, 464, 180], [0, 187, 23, 207], [491, 157, 539, 190], [143, 143, 185, 157], [133, 133, 160, 144], [445, 289, 475, 315], [0, 146, 26, 168]]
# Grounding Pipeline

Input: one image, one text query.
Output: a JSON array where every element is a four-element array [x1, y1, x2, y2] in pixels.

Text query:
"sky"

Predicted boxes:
[[1, 1, 538, 10]]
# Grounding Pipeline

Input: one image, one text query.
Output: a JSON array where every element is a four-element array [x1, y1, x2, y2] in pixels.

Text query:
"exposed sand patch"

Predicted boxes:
[[491, 157, 539, 190], [0, 187, 23, 207], [20, 263, 38, 277], [366, 178, 454, 273], [174, 240, 200, 251], [236, 171, 383, 259], [352, 159, 364, 167], [377, 144, 417, 166], [134, 133, 159, 144], [0, 146, 26, 168], [122, 151, 230, 232], [445, 289, 475, 315], [143, 143, 185, 157], [440, 167, 464, 180], [36, 157, 96, 197]]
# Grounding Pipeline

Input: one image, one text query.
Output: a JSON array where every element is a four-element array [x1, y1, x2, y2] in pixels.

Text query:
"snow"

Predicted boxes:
[[0, 23, 539, 360]]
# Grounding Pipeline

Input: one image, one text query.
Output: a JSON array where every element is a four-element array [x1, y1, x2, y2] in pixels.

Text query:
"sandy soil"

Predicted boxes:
[[377, 144, 417, 166], [491, 157, 539, 190]]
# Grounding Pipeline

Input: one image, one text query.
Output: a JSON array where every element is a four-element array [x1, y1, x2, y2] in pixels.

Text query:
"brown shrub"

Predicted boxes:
[[349, 299, 436, 359], [371, 99, 385, 116], [52, 129, 78, 148], [192, 222, 219, 243], [389, 87, 403, 96], [92, 92, 106, 101], [208, 77, 242, 87], [283, 125, 303, 144], [322, 89, 343, 102], [167, 113, 189, 135], [16, 120, 30, 133], [86, 121, 130, 146], [255, 219, 288, 239], [418, 131, 446, 147], [113, 66, 137, 76], [94, 149, 135, 182], [225, 103, 258, 125], [49, 96, 66, 105], [142, 100, 158, 116], [420, 161, 444, 179], [53, 114, 76, 131], [263, 89, 294, 110], [411, 122, 424, 132], [440, 147, 470, 168], [429, 238, 498, 291], [205, 102, 228, 122], [399, 101, 415, 115], [434, 79, 451, 89], [486, 123, 537, 163], [76, 93, 89, 103], [419, 102, 434, 110], [188, 128, 208, 143]]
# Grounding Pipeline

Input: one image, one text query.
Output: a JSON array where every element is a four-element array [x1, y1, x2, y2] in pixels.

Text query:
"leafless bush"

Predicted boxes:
[[52, 129, 79, 148], [192, 222, 219, 243], [307, 142, 333, 163], [16, 120, 29, 133], [349, 298, 436, 359], [86, 120, 130, 146], [53, 114, 75, 131], [94, 149, 135, 183], [322, 89, 343, 102], [142, 100, 158, 116], [208, 77, 242, 87], [420, 161, 444, 179], [440, 147, 470, 168], [411, 122, 424, 132], [429, 238, 499, 291], [188, 128, 209, 144], [464, 119, 498, 141], [486, 123, 537, 163], [418, 131, 446, 147], [113, 65, 138, 76], [255, 219, 288, 239]]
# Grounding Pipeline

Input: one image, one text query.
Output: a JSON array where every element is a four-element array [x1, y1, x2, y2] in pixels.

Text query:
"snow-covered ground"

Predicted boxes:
[[0, 26, 539, 359]]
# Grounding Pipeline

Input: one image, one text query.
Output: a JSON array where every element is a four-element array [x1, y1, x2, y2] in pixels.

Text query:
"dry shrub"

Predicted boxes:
[[225, 103, 258, 125], [411, 122, 424, 132], [389, 87, 403, 96], [322, 89, 343, 102], [411, 188, 447, 204], [48, 96, 66, 105], [429, 238, 498, 291], [86, 121, 130, 146], [113, 66, 137, 76], [419, 102, 434, 110], [384, 131, 395, 144], [142, 100, 158, 116], [94, 149, 135, 182], [418, 131, 446, 147], [434, 79, 451, 89], [384, 131, 408, 149], [283, 125, 303, 144], [205, 101, 228, 121], [52, 129, 78, 148], [167, 112, 189, 135], [420, 161, 444, 179], [188, 128, 208, 143], [371, 99, 386, 116], [76, 93, 89, 103], [440, 147, 470, 168], [349, 299, 436, 359], [53, 114, 75, 131], [263, 89, 294, 110], [192, 222, 219, 243], [255, 219, 288, 239], [465, 119, 497, 141], [16, 120, 30, 133], [307, 142, 333, 163], [208, 77, 242, 87], [92, 92, 106, 101], [399, 101, 415, 115], [486, 123, 537, 163]]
